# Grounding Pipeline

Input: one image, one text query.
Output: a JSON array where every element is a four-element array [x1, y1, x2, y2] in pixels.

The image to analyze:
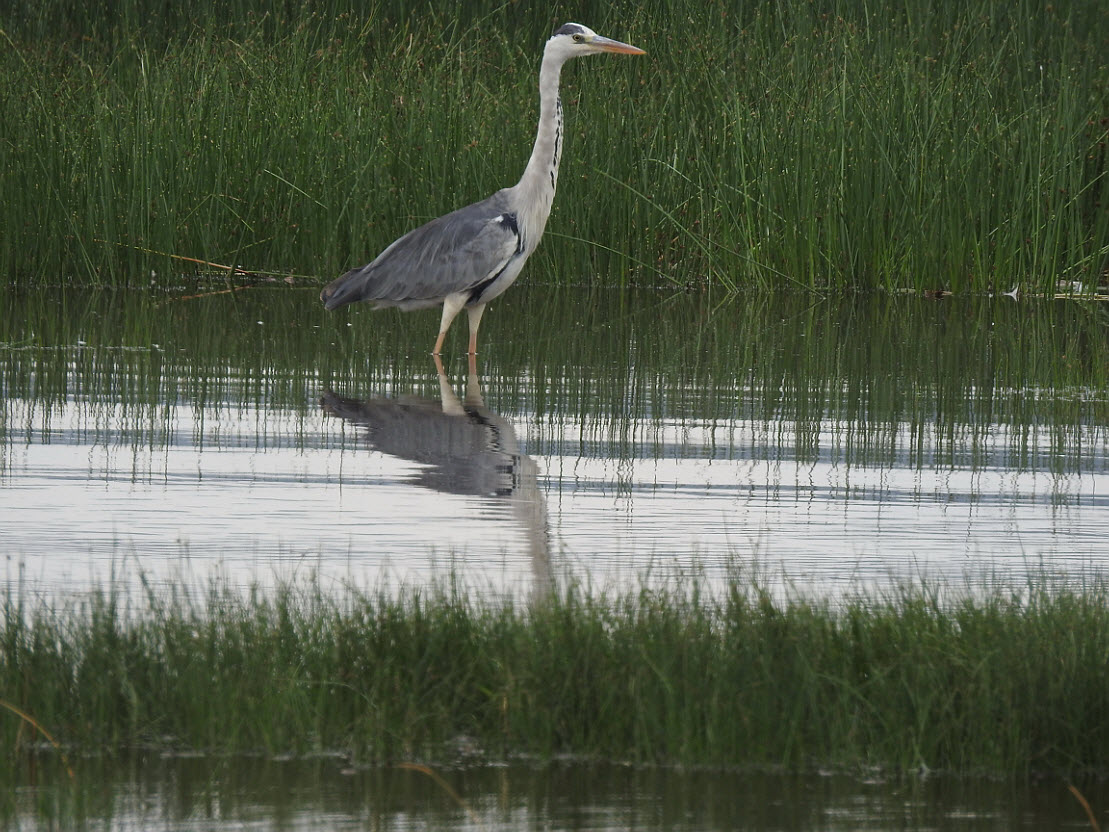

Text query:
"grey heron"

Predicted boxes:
[[320, 23, 645, 355]]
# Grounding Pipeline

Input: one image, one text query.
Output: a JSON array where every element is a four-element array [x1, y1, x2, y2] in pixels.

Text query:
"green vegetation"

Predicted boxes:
[[5, 286, 1107, 449], [2, 572, 1108, 776], [1, 0, 1106, 292]]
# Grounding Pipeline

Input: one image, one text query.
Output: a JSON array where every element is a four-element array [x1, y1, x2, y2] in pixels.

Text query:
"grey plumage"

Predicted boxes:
[[320, 23, 644, 355], [322, 192, 521, 313]]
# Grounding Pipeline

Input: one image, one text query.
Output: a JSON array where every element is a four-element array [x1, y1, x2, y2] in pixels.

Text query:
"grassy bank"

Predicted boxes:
[[2, 574, 1108, 776], [1, 1, 1106, 292]]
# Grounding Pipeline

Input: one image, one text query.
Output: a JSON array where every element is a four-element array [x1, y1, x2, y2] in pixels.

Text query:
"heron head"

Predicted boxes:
[[547, 23, 645, 59]]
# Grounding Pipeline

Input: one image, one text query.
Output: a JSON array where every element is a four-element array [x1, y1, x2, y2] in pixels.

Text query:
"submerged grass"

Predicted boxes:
[[2, 572, 1108, 777], [1, 0, 1106, 292]]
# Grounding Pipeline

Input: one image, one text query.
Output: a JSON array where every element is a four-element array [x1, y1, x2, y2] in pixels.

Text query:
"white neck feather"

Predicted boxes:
[[514, 44, 568, 243]]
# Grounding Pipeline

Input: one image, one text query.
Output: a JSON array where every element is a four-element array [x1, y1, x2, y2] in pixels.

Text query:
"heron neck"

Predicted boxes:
[[517, 47, 566, 210]]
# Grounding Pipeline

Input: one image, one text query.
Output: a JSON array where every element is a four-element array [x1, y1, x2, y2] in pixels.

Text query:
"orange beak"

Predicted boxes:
[[591, 35, 646, 55]]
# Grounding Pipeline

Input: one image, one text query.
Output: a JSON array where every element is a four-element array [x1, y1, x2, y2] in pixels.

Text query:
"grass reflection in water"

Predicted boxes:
[[1, 286, 1105, 595]]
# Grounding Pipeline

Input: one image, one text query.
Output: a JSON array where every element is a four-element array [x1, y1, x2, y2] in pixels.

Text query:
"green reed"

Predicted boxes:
[[1, 0, 1105, 292], [3, 286, 1106, 479], [1, 571, 1107, 775]]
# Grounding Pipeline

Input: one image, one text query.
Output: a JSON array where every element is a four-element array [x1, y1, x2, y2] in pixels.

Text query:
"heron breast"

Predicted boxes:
[[468, 248, 530, 305]]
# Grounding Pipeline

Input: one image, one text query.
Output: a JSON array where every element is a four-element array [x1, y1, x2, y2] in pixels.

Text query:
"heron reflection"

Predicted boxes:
[[320, 358, 551, 596]]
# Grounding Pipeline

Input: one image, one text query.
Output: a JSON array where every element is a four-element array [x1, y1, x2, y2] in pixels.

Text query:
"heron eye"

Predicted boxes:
[[572, 34, 584, 42]]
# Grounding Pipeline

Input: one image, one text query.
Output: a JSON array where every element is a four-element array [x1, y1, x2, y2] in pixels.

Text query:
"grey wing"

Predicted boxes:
[[322, 193, 521, 311]]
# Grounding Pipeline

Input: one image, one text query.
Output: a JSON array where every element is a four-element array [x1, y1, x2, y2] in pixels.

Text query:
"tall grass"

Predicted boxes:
[[2, 572, 1108, 775], [1, 0, 1105, 292]]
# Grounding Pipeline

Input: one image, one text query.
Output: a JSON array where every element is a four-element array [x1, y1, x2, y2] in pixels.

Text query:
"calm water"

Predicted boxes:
[[2, 285, 1108, 598], [5, 754, 1107, 831], [3, 284, 1109, 829]]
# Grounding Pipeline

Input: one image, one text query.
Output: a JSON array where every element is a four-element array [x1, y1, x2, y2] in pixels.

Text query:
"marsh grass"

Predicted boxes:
[[3, 286, 1106, 478], [1, 0, 1106, 292], [2, 571, 1108, 776]]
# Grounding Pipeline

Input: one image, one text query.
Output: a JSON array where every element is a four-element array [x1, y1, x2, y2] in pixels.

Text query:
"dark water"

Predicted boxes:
[[5, 754, 1107, 831], [2, 285, 1108, 598]]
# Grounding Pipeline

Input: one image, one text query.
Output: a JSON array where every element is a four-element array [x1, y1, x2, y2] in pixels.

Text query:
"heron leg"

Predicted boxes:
[[434, 293, 468, 355], [433, 355, 467, 416], [466, 303, 486, 355]]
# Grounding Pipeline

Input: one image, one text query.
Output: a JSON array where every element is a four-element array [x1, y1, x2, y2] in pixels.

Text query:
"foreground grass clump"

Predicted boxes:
[[2, 575, 1108, 776], [1, 0, 1106, 291]]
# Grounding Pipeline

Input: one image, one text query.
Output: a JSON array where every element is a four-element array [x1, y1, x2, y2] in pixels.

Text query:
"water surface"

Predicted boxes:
[[6, 755, 1106, 831], [2, 285, 1107, 598]]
